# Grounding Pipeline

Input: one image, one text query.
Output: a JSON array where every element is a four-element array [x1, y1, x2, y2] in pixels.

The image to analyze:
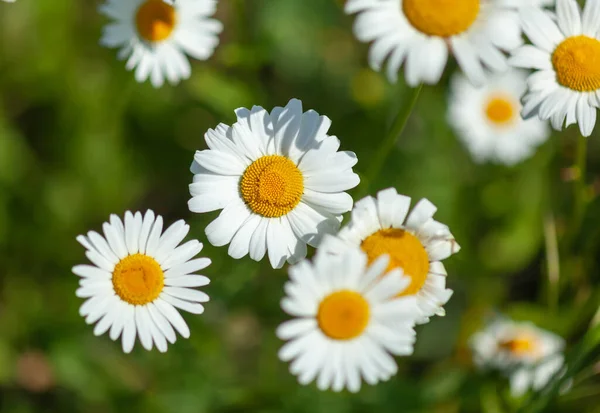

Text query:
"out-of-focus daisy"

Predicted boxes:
[[73, 210, 211, 353], [470, 318, 566, 396], [99, 0, 222, 88], [344, 0, 523, 86], [188, 99, 360, 269], [510, 0, 600, 136], [321, 188, 460, 324], [448, 70, 550, 165], [277, 239, 419, 392], [1, 0, 16, 3]]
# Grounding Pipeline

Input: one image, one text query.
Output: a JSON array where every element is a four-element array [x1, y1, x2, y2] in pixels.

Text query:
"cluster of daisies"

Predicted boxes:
[[3, 0, 590, 394]]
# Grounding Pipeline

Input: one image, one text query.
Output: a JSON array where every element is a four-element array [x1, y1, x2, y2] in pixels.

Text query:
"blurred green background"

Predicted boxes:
[[1, 0, 600, 412]]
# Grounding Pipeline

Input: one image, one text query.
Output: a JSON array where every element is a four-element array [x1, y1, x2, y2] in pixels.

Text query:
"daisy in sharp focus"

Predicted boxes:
[[344, 0, 525, 86], [510, 0, 600, 136], [448, 69, 551, 165], [320, 188, 460, 324], [188, 98, 360, 269], [277, 238, 419, 392], [470, 318, 566, 396], [99, 0, 222, 88], [73, 210, 211, 353]]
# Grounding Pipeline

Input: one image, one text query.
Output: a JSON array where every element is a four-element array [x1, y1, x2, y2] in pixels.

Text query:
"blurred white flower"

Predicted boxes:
[[510, 0, 600, 136], [73, 210, 211, 353], [448, 69, 550, 165], [99, 0, 222, 88], [188, 99, 360, 269], [320, 188, 460, 324], [344, 0, 524, 86], [470, 318, 566, 396], [277, 240, 419, 392]]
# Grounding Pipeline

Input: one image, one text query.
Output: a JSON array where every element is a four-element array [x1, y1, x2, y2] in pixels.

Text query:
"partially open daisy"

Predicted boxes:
[[448, 69, 550, 165], [99, 0, 222, 88], [73, 210, 211, 353], [510, 0, 600, 136], [344, 0, 523, 86], [321, 188, 460, 324], [470, 318, 566, 396], [277, 239, 418, 392], [188, 99, 360, 269]]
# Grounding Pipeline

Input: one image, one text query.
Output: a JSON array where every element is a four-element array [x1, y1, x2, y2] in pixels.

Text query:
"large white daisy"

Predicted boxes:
[[320, 188, 460, 324], [344, 0, 524, 86], [510, 0, 600, 136], [470, 318, 566, 396], [448, 69, 551, 165], [99, 0, 222, 88], [188, 99, 360, 269], [277, 239, 419, 392], [73, 210, 211, 353]]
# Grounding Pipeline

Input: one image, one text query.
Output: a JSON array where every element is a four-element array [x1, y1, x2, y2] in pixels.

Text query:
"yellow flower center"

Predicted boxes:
[[552, 35, 600, 92], [112, 254, 164, 305], [485, 96, 516, 125], [317, 291, 370, 340], [499, 334, 540, 357], [240, 155, 304, 218], [361, 229, 430, 296], [403, 0, 480, 37], [135, 0, 177, 43]]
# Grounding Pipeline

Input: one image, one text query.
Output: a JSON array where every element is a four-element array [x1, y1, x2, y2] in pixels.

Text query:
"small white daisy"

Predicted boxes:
[[470, 318, 566, 396], [344, 0, 524, 86], [320, 188, 460, 324], [73, 210, 211, 353], [99, 0, 222, 88], [277, 239, 419, 392], [188, 99, 360, 269], [510, 0, 600, 136], [448, 69, 551, 165]]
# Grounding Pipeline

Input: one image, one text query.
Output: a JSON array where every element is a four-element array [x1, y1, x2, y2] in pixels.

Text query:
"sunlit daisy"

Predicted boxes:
[[99, 0, 222, 88], [320, 188, 460, 324], [470, 318, 566, 396], [277, 240, 419, 392], [188, 99, 360, 269], [344, 0, 523, 86], [510, 0, 600, 136], [73, 210, 211, 353], [448, 70, 550, 165]]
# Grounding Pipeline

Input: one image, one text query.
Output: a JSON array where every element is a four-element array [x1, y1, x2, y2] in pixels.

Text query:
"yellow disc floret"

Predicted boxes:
[[361, 229, 430, 296], [240, 155, 304, 218], [112, 254, 164, 305], [403, 0, 480, 37], [499, 334, 540, 357], [317, 291, 370, 340], [136, 0, 177, 43], [485, 96, 516, 126], [552, 35, 600, 92]]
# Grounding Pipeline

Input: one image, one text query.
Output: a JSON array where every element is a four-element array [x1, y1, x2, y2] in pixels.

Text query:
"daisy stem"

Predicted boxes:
[[543, 212, 559, 312], [360, 85, 422, 196]]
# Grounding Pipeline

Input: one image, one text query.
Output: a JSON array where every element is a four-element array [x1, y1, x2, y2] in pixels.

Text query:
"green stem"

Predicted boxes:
[[543, 212, 560, 312], [359, 85, 422, 196]]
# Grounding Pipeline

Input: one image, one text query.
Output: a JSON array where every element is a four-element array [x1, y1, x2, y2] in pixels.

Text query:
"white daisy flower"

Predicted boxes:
[[99, 0, 222, 88], [448, 69, 551, 165], [470, 318, 566, 396], [73, 210, 211, 353], [188, 99, 360, 269], [277, 240, 419, 392], [510, 0, 600, 137], [320, 188, 460, 324], [344, 0, 524, 86]]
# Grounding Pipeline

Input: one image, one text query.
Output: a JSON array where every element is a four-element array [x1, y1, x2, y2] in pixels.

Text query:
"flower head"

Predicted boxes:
[[99, 0, 222, 87], [73, 210, 211, 353], [188, 99, 360, 269], [277, 239, 419, 392]]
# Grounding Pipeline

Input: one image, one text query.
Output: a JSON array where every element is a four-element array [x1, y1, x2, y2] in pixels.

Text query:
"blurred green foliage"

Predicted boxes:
[[0, 0, 599, 412]]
